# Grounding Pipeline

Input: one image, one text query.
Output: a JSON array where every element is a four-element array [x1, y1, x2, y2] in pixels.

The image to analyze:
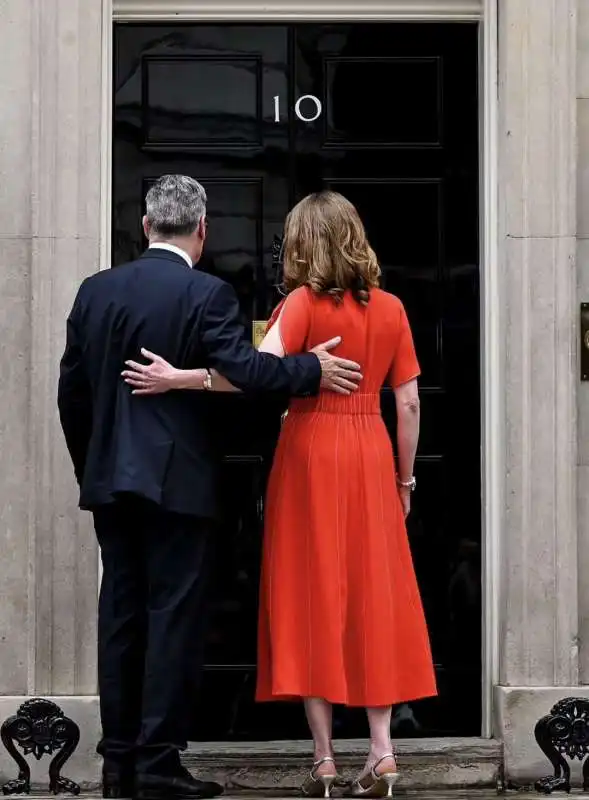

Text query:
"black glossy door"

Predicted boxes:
[[113, 22, 480, 739]]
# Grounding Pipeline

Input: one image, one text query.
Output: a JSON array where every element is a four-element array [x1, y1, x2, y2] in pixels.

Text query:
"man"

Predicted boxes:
[[57, 175, 361, 800]]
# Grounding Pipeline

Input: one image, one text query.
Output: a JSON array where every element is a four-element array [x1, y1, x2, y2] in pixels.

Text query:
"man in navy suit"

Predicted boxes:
[[58, 175, 361, 800]]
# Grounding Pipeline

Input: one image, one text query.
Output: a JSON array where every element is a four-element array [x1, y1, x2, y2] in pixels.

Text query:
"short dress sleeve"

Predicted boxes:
[[273, 287, 312, 355], [389, 301, 420, 388]]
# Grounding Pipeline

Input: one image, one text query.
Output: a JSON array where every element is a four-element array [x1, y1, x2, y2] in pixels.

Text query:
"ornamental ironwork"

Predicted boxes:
[[535, 697, 589, 793], [1, 699, 80, 796]]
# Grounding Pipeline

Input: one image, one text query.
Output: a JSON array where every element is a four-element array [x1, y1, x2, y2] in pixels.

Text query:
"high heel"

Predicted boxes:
[[349, 754, 399, 798], [301, 757, 338, 798]]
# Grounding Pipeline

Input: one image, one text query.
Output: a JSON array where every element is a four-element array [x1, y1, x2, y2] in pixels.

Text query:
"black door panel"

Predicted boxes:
[[113, 22, 481, 739]]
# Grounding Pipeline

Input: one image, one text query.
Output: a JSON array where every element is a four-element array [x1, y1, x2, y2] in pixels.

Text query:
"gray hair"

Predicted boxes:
[[145, 175, 207, 238]]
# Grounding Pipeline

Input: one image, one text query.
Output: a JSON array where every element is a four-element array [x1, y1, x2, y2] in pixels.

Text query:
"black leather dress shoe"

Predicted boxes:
[[103, 770, 135, 799], [135, 770, 223, 800]]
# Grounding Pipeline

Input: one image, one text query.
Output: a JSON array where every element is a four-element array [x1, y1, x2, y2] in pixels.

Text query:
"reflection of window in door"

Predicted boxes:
[[113, 21, 480, 740]]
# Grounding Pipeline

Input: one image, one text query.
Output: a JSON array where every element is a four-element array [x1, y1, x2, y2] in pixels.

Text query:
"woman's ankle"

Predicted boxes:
[[312, 749, 336, 775], [368, 747, 396, 770], [314, 749, 334, 761]]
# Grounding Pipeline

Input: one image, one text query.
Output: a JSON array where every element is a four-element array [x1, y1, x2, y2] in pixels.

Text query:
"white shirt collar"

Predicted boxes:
[[149, 242, 193, 268]]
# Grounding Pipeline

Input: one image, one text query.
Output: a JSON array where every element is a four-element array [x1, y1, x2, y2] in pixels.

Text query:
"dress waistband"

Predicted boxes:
[[289, 392, 381, 415]]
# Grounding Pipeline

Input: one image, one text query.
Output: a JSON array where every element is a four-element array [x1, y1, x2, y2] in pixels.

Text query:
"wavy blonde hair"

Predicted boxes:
[[281, 190, 381, 305]]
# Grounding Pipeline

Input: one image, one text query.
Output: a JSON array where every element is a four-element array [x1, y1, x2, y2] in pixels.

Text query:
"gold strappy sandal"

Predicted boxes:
[[301, 756, 339, 798], [349, 754, 399, 798]]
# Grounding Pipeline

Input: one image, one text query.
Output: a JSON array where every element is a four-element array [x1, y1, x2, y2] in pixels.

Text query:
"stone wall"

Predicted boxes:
[[494, 0, 587, 782], [0, 0, 108, 786], [578, 0, 589, 684], [498, 0, 578, 690]]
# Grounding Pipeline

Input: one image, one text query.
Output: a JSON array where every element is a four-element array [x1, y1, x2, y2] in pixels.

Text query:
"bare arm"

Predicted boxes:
[[394, 378, 420, 517], [395, 378, 420, 479], [122, 319, 287, 394], [122, 298, 361, 396]]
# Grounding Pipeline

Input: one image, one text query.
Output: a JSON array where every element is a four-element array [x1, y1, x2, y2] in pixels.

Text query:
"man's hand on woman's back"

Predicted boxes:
[[311, 337, 362, 395]]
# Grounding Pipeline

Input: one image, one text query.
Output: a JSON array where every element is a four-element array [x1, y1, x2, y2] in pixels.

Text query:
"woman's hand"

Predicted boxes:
[[398, 486, 411, 518], [122, 348, 182, 395]]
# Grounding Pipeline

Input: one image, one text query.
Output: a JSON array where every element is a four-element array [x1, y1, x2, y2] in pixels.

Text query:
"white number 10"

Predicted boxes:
[[273, 94, 323, 123]]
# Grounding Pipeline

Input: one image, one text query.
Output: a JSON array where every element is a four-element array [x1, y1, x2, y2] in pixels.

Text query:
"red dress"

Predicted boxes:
[[256, 287, 437, 707]]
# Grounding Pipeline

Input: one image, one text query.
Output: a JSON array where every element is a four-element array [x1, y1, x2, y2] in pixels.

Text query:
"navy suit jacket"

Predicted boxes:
[[57, 249, 321, 518]]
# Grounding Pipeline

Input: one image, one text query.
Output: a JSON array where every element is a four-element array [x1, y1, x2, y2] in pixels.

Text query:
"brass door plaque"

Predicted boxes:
[[252, 320, 267, 349], [582, 303, 589, 381]]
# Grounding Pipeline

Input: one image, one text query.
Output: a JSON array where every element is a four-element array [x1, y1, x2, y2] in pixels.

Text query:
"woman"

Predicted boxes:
[[122, 191, 437, 797]]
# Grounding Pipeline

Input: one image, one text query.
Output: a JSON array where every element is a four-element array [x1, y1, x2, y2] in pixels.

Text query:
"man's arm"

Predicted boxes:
[[57, 297, 93, 484], [121, 283, 363, 396], [199, 281, 321, 395]]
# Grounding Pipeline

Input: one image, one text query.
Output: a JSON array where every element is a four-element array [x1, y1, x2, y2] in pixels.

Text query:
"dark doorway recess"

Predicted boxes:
[[113, 21, 481, 740]]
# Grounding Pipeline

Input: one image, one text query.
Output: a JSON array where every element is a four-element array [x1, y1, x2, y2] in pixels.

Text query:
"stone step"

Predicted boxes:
[[184, 738, 503, 793], [24, 789, 506, 800]]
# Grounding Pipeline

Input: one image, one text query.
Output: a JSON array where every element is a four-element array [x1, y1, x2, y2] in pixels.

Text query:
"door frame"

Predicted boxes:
[[102, 0, 500, 739]]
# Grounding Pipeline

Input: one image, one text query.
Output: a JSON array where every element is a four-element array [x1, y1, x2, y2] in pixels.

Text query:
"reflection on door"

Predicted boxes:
[[113, 22, 481, 740]]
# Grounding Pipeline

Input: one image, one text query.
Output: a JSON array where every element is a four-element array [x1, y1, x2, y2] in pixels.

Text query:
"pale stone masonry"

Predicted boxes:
[[0, 0, 587, 786], [578, 0, 589, 684], [494, 0, 589, 780], [0, 0, 105, 783]]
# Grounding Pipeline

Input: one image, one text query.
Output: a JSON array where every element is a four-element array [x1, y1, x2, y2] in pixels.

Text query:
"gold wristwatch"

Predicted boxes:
[[202, 369, 213, 390]]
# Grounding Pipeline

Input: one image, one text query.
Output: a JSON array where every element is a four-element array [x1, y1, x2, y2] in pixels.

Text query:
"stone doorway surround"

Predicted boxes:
[[0, 0, 582, 787]]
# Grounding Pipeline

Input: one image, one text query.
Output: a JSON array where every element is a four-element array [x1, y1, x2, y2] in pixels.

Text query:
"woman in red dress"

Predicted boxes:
[[123, 191, 437, 797]]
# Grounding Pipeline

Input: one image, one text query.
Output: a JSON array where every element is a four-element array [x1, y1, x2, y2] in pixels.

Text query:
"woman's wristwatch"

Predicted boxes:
[[397, 475, 416, 491], [202, 369, 213, 390]]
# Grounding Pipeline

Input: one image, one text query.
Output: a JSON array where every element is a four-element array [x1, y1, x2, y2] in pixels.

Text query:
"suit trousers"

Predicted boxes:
[[93, 495, 213, 776]]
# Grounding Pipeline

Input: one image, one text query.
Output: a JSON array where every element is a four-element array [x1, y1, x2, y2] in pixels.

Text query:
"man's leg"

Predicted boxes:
[[94, 500, 148, 784], [136, 507, 214, 778]]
